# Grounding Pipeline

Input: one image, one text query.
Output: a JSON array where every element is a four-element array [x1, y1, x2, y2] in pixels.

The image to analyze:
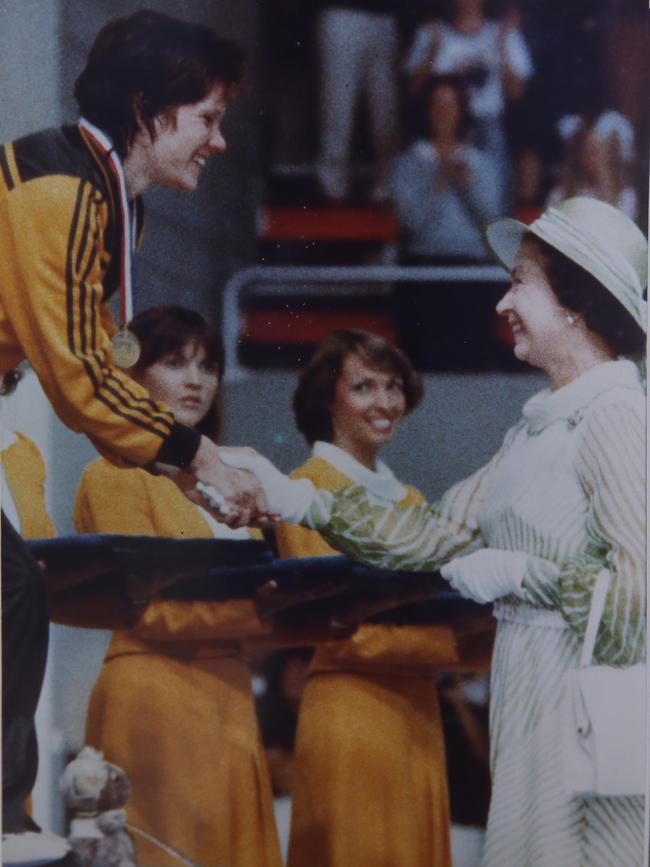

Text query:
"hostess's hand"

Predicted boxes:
[[218, 450, 316, 524], [441, 549, 529, 603]]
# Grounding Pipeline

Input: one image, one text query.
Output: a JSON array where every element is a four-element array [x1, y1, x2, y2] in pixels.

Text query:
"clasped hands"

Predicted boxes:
[[159, 440, 535, 607], [157, 438, 313, 529]]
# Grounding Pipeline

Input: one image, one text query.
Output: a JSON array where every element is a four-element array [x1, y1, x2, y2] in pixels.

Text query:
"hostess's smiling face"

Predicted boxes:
[[145, 84, 228, 191], [139, 338, 220, 428], [329, 353, 406, 468], [496, 238, 571, 373]]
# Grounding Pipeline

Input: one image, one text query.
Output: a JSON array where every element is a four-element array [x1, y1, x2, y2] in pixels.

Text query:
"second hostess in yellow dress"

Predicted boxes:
[[74, 457, 283, 867], [1, 432, 56, 540], [275, 444, 459, 867]]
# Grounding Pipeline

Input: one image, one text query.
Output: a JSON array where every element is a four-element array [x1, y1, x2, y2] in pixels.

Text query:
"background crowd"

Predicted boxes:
[[262, 0, 648, 241]]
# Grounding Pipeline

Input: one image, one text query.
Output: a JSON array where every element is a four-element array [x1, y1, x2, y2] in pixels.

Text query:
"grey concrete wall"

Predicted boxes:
[[0, 0, 63, 142], [221, 369, 546, 502]]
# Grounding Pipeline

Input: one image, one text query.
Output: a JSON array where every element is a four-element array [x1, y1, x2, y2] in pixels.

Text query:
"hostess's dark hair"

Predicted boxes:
[[293, 329, 423, 446], [525, 234, 646, 357], [75, 9, 244, 156], [128, 305, 225, 439]]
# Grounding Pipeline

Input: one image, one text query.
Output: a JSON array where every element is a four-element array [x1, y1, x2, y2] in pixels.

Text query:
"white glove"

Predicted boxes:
[[217, 451, 316, 524], [440, 549, 529, 604]]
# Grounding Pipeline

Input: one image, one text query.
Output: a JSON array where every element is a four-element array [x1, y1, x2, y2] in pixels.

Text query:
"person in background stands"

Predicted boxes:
[[404, 0, 533, 212], [316, 1, 401, 202], [390, 74, 501, 371], [391, 74, 501, 264], [546, 110, 638, 220]]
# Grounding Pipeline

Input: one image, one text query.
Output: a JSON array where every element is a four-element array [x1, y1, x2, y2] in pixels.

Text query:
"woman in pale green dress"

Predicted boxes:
[[218, 197, 646, 867]]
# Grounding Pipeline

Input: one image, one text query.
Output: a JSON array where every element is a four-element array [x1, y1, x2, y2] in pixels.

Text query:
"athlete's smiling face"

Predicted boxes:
[[146, 84, 228, 191]]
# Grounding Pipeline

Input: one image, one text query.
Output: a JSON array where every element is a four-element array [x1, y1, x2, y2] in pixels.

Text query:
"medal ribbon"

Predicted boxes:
[[79, 117, 136, 327]]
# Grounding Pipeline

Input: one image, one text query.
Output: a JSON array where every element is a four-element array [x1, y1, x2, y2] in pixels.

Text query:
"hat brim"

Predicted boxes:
[[485, 210, 647, 333], [484, 218, 529, 272]]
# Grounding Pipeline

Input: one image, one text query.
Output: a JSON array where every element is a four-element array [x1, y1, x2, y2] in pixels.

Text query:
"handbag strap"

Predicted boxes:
[[579, 568, 612, 668]]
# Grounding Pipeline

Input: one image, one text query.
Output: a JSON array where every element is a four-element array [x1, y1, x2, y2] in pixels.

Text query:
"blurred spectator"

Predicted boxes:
[[316, 1, 401, 202], [513, 145, 545, 223], [391, 75, 501, 263], [404, 0, 533, 211], [1, 365, 56, 542], [546, 110, 638, 220], [255, 648, 313, 797], [261, 0, 319, 169]]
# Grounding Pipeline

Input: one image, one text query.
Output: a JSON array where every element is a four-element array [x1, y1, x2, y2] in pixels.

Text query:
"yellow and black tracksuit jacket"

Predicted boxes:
[[0, 125, 200, 468]]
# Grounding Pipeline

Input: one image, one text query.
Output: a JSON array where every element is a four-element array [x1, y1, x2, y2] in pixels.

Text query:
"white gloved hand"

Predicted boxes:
[[217, 451, 316, 524], [440, 549, 529, 604]]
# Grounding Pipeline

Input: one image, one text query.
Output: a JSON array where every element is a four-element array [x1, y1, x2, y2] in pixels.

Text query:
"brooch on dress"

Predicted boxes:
[[566, 409, 584, 430]]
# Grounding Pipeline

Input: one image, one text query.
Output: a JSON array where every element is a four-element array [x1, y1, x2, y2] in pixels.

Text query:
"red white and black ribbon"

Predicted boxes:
[[79, 117, 136, 328]]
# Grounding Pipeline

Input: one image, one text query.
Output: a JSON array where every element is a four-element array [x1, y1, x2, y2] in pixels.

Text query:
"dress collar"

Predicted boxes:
[[522, 359, 643, 434], [313, 441, 406, 504]]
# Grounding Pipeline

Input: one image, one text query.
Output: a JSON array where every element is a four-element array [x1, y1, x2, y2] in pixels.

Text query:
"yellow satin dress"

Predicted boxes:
[[74, 458, 283, 867], [275, 456, 458, 867]]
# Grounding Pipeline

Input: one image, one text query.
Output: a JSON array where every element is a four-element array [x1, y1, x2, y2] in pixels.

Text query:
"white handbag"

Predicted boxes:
[[562, 569, 646, 798]]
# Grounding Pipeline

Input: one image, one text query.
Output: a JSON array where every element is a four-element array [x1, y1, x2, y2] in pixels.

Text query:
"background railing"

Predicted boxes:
[[222, 264, 509, 379]]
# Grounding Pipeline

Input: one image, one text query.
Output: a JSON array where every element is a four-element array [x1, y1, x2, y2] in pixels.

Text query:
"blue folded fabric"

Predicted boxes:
[[28, 535, 486, 624]]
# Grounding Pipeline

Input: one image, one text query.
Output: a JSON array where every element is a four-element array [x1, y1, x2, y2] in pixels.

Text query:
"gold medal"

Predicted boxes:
[[111, 328, 141, 368]]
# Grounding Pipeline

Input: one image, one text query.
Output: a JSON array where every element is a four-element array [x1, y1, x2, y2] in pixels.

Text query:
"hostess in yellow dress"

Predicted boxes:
[[1, 432, 56, 540], [275, 442, 459, 867], [74, 457, 283, 867]]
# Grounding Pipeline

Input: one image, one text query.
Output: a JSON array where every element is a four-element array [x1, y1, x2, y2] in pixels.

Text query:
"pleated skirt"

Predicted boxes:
[[287, 669, 452, 867], [86, 651, 282, 867]]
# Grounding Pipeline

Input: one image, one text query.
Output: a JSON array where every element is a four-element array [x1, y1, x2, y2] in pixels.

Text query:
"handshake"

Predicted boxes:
[[183, 445, 317, 529]]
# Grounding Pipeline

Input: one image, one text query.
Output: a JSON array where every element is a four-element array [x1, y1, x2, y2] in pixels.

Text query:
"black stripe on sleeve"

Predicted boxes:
[[65, 183, 88, 355], [63, 182, 177, 445], [0, 146, 15, 191]]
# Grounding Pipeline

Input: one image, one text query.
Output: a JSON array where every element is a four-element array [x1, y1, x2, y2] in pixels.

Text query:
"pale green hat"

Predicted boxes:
[[485, 196, 648, 332]]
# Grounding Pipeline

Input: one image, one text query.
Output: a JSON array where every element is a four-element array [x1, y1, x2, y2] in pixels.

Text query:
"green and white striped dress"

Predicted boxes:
[[307, 359, 646, 867]]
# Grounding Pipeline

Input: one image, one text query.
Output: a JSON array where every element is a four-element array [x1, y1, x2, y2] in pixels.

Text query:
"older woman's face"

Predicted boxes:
[[139, 338, 220, 428], [496, 239, 571, 373], [330, 353, 406, 464]]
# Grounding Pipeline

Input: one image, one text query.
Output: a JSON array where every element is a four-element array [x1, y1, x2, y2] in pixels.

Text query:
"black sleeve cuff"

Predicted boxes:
[[154, 423, 202, 468]]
